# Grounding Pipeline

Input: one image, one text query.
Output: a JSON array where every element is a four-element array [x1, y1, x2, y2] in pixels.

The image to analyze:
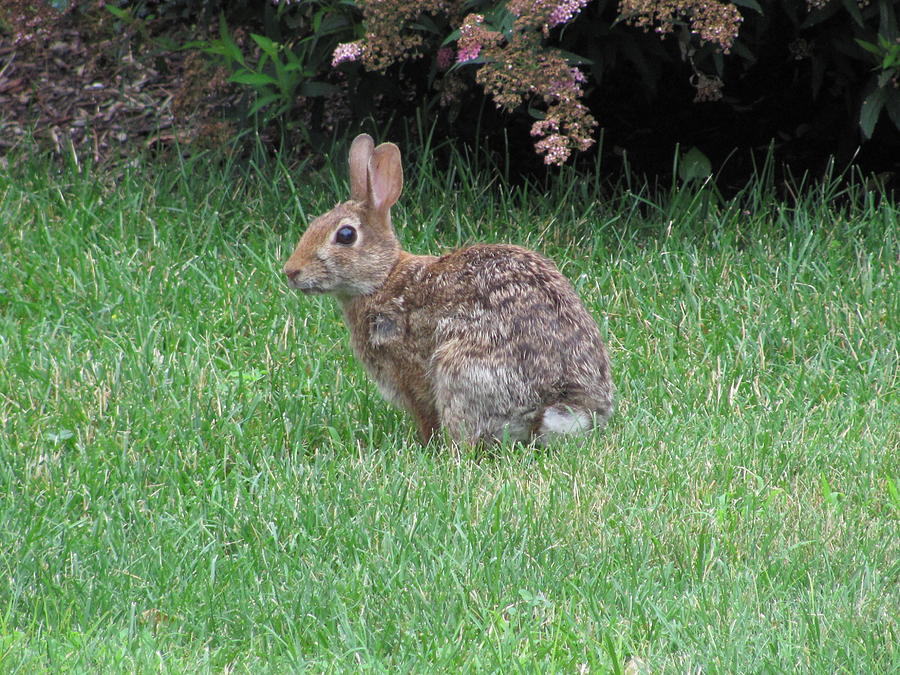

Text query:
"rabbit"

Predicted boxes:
[[283, 134, 614, 444]]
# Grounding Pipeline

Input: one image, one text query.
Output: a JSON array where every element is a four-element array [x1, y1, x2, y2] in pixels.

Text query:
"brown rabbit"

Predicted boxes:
[[283, 134, 614, 444]]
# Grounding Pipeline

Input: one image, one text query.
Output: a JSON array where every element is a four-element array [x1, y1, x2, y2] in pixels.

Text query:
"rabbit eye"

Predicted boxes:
[[335, 225, 357, 245]]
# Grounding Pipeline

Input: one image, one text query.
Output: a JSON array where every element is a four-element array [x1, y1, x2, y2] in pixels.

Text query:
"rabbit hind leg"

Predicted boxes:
[[433, 362, 539, 444]]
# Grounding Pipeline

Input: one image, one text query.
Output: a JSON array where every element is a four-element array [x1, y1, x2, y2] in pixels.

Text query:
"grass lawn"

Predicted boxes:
[[0, 147, 898, 672]]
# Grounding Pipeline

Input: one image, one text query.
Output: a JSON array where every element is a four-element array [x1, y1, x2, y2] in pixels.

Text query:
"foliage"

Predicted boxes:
[[854, 7, 900, 138], [184, 0, 897, 168], [3, 1, 899, 171], [190, 11, 340, 131], [0, 146, 898, 670], [183, 2, 360, 142]]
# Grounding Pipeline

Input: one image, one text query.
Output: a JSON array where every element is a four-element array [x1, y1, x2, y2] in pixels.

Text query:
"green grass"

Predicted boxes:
[[0, 147, 898, 672]]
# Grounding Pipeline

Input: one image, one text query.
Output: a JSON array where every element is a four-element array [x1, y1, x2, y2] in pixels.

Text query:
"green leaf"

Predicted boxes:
[[800, 1, 843, 29], [325, 426, 342, 444], [312, 7, 324, 33], [299, 81, 339, 97], [884, 88, 900, 131], [730, 38, 757, 64], [230, 71, 279, 87], [413, 15, 444, 36], [877, 70, 895, 88], [879, 0, 899, 42], [840, 0, 865, 27], [441, 29, 461, 47], [487, 5, 516, 34], [248, 93, 281, 116], [854, 39, 882, 57], [217, 14, 245, 66], [886, 475, 900, 512], [105, 5, 132, 20], [730, 0, 762, 13], [314, 13, 352, 38], [859, 86, 887, 138], [448, 55, 488, 71], [883, 51, 900, 70], [179, 40, 208, 50], [556, 48, 593, 66], [251, 33, 281, 61], [713, 51, 725, 77]]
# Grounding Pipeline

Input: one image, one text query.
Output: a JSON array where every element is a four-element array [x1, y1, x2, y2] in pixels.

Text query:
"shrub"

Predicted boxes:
[[5, 0, 899, 171], [192, 0, 898, 168]]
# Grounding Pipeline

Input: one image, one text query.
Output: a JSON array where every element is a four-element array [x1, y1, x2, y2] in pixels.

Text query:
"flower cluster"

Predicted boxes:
[[332, 41, 363, 67], [471, 18, 597, 164], [619, 0, 743, 52], [531, 104, 595, 164], [346, 0, 465, 71], [456, 14, 502, 63], [507, 0, 591, 35], [331, 0, 598, 164]]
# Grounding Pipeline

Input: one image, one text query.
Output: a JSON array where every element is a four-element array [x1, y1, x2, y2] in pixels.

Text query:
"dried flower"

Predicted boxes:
[[788, 38, 812, 60], [691, 72, 723, 101], [474, 28, 597, 164], [619, 0, 743, 52], [435, 72, 468, 106], [350, 0, 466, 71]]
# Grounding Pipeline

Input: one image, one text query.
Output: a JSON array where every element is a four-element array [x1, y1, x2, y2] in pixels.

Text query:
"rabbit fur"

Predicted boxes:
[[283, 134, 614, 444]]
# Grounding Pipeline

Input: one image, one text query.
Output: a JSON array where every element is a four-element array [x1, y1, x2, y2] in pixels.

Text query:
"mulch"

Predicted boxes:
[[0, 7, 238, 166]]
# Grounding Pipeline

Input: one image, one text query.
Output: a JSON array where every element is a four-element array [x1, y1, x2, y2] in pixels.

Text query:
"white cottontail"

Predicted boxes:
[[284, 134, 614, 444]]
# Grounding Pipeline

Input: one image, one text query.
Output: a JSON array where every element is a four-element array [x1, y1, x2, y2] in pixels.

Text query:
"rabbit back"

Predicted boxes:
[[428, 244, 613, 442], [346, 243, 613, 443]]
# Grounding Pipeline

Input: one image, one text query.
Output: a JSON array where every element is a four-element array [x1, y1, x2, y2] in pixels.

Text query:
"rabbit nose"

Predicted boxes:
[[283, 266, 299, 280]]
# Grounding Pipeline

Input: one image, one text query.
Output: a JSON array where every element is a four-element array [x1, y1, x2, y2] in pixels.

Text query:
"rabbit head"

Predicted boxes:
[[283, 134, 404, 297]]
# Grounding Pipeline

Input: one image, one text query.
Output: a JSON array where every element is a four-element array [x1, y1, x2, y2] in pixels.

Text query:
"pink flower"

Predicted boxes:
[[456, 44, 482, 62], [508, 0, 590, 32], [534, 133, 572, 165], [548, 0, 590, 28], [457, 14, 494, 63], [332, 42, 363, 67], [436, 46, 455, 71]]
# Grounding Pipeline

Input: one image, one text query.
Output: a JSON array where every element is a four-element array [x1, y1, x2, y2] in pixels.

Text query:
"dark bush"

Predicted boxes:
[[5, 0, 898, 182]]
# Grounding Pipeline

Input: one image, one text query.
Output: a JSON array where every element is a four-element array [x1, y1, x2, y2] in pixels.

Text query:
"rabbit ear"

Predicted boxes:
[[368, 142, 403, 214], [349, 134, 375, 201]]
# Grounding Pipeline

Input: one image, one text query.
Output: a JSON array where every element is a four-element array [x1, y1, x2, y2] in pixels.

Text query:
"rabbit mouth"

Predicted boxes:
[[288, 277, 327, 294]]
